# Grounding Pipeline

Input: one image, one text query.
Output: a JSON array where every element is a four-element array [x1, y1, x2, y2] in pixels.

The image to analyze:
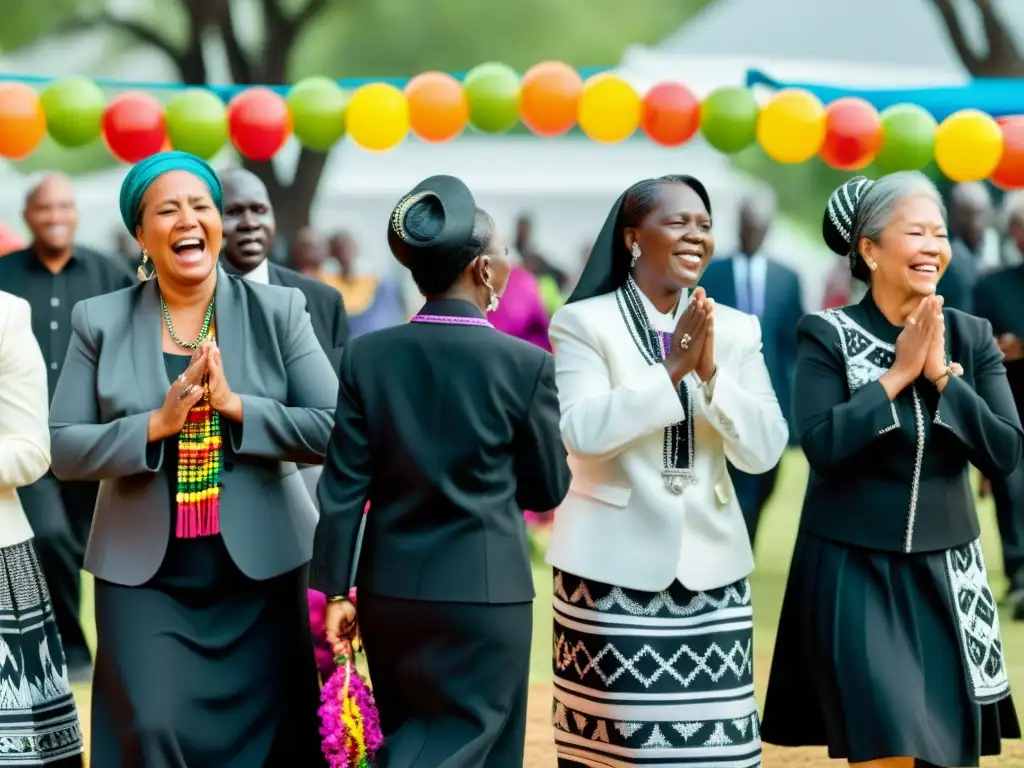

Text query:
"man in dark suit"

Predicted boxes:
[[0, 174, 134, 681], [699, 193, 803, 545], [219, 169, 350, 370], [937, 182, 995, 313], [974, 203, 1024, 620]]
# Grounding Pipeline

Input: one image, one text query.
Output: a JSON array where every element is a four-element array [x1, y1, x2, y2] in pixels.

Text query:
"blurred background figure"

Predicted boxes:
[[700, 190, 803, 546], [288, 225, 328, 278], [319, 230, 408, 336], [0, 219, 25, 256], [0, 174, 133, 683], [937, 182, 994, 312], [489, 251, 551, 351]]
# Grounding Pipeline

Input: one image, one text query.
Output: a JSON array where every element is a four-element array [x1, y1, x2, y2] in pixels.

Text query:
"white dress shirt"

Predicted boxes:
[[241, 258, 271, 284], [732, 252, 767, 317], [546, 288, 788, 592]]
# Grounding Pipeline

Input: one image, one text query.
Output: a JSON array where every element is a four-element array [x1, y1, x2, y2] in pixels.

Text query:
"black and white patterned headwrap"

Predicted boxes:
[[823, 175, 875, 258]]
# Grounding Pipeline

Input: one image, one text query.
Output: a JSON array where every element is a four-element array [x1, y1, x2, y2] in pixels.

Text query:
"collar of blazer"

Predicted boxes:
[[131, 265, 247, 410]]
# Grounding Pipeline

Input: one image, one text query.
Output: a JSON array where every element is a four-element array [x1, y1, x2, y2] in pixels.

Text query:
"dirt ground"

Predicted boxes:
[[76, 682, 1024, 766], [522, 682, 1024, 768]]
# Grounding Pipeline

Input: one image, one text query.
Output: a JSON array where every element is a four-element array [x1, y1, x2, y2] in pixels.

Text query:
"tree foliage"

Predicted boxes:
[[3, 0, 717, 243]]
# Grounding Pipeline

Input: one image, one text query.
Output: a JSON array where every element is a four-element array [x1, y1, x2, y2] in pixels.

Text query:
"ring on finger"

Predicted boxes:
[[679, 333, 692, 351], [177, 383, 196, 400], [908, 317, 917, 326]]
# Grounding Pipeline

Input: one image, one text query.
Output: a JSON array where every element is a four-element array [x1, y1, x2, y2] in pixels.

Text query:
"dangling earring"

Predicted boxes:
[[485, 281, 499, 312], [136, 249, 155, 282], [630, 242, 641, 267]]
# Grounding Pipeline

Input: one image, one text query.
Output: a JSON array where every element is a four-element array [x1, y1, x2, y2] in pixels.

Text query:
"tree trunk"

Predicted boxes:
[[930, 0, 1024, 77]]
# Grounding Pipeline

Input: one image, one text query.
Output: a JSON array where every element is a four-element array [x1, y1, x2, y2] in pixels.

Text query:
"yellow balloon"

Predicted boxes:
[[346, 83, 409, 151], [934, 109, 1003, 183], [577, 74, 641, 144], [756, 89, 826, 164]]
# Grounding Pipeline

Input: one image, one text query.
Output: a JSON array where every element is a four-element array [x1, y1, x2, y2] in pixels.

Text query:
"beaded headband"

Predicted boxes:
[[390, 191, 432, 243]]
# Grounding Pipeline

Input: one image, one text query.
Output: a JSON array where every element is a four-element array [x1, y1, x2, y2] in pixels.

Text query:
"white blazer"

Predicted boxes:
[[0, 290, 51, 549], [546, 289, 788, 593]]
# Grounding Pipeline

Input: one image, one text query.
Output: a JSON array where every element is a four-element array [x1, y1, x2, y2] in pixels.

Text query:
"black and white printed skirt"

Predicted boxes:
[[761, 534, 1020, 767], [552, 569, 761, 767], [0, 540, 83, 766]]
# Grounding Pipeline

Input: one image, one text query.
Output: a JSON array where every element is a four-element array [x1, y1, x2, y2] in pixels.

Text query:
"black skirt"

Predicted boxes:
[[0, 540, 83, 766], [358, 593, 532, 767], [89, 534, 324, 768], [761, 532, 1020, 767]]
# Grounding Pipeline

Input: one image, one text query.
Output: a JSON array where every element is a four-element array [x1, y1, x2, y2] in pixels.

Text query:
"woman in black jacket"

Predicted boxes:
[[761, 171, 1021, 767]]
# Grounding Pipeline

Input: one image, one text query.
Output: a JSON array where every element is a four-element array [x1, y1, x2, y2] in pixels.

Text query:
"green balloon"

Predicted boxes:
[[40, 76, 106, 148], [876, 104, 937, 173], [463, 63, 520, 134], [166, 90, 228, 160], [700, 87, 758, 154], [287, 77, 348, 152]]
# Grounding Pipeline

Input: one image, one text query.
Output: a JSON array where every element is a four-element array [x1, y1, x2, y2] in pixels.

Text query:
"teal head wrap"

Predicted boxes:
[[118, 150, 223, 234]]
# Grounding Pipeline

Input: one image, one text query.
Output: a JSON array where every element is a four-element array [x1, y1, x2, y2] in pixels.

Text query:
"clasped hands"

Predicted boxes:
[[662, 286, 716, 386], [879, 294, 950, 400], [147, 338, 243, 442]]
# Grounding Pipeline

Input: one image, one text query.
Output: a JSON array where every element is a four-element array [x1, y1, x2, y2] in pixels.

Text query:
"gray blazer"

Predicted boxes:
[[48, 268, 339, 586]]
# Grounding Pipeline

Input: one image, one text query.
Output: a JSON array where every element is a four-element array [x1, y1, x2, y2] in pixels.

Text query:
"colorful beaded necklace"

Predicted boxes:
[[161, 295, 223, 538]]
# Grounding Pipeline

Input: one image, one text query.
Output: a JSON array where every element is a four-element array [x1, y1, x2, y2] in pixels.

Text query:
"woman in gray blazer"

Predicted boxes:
[[48, 151, 338, 767]]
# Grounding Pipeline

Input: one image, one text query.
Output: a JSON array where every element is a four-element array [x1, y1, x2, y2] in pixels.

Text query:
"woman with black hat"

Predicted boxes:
[[311, 175, 571, 766], [761, 171, 1021, 767], [546, 175, 789, 766]]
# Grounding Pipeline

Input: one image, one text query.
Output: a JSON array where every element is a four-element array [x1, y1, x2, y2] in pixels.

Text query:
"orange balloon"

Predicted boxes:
[[519, 61, 582, 137], [0, 83, 46, 160], [405, 71, 469, 143], [161, 136, 173, 152]]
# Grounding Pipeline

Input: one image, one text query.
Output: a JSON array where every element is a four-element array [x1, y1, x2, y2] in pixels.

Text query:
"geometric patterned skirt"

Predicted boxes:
[[0, 541, 83, 766], [552, 569, 761, 767], [761, 534, 1020, 766]]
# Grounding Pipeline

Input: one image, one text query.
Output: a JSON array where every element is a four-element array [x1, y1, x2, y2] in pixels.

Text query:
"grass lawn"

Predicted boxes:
[[73, 450, 1024, 765]]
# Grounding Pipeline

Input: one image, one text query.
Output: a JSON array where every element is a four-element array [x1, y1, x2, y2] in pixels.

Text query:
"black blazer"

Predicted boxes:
[[310, 298, 571, 603], [975, 264, 1024, 413], [794, 292, 1023, 554], [269, 262, 349, 369]]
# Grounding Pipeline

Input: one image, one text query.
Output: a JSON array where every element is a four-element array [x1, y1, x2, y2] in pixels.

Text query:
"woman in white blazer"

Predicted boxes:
[[0, 289, 83, 766], [547, 176, 788, 768]]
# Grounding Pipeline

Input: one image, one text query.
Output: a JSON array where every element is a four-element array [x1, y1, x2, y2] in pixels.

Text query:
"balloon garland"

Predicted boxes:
[[2, 66, 1024, 187]]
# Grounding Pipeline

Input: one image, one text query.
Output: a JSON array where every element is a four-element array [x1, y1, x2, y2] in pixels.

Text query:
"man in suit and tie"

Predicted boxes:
[[219, 169, 350, 369], [974, 193, 1024, 620], [699, 192, 803, 545]]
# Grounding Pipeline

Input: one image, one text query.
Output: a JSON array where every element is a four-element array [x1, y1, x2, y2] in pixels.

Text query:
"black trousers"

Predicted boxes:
[[729, 463, 780, 547], [992, 467, 1024, 593], [359, 594, 532, 768], [17, 472, 96, 672]]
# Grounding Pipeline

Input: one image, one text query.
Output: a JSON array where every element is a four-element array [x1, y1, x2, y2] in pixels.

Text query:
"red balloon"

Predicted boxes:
[[227, 87, 292, 162], [640, 82, 700, 147], [819, 97, 883, 171], [991, 116, 1024, 190], [102, 92, 167, 164]]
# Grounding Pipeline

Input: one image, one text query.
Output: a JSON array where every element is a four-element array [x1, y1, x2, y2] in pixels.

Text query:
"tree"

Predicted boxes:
[[929, 0, 1024, 77], [7, 0, 718, 244]]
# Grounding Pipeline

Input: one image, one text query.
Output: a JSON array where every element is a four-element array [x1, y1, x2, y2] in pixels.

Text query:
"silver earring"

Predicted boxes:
[[486, 283, 499, 312], [136, 249, 155, 281], [630, 242, 641, 267], [868, 261, 878, 272]]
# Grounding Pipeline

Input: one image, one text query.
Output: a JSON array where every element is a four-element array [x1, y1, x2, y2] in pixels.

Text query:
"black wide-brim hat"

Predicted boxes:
[[387, 175, 478, 291]]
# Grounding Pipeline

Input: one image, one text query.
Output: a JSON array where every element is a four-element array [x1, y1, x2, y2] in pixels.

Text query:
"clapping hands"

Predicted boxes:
[[663, 287, 716, 385]]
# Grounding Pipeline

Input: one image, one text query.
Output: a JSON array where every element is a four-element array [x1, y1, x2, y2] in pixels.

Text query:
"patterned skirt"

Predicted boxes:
[[0, 541, 83, 766], [761, 534, 1020, 766], [552, 569, 761, 767]]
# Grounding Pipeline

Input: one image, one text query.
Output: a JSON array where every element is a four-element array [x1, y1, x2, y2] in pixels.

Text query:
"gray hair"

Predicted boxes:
[[1000, 190, 1024, 231], [739, 189, 777, 227], [950, 181, 992, 211], [850, 171, 945, 282]]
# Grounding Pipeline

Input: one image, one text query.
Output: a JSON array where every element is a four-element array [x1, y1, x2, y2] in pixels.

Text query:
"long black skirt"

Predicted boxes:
[[0, 540, 83, 766], [89, 535, 324, 768], [358, 594, 532, 767], [762, 533, 1020, 767]]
